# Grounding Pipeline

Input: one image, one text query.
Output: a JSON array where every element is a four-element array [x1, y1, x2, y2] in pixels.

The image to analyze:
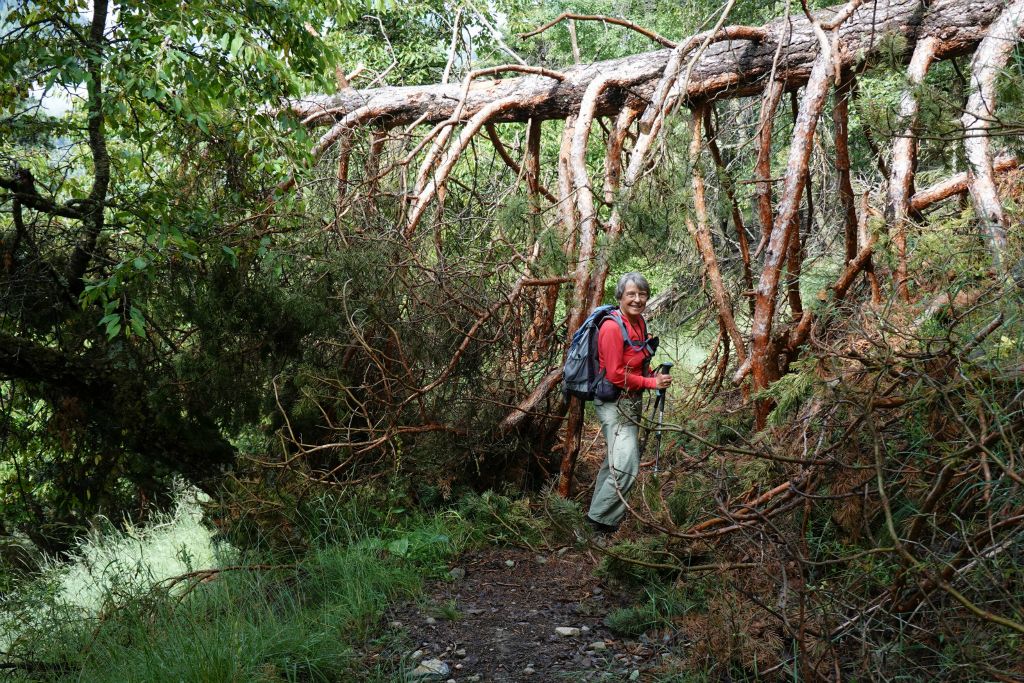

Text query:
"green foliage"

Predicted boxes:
[[759, 359, 817, 427], [1, 485, 467, 682], [604, 585, 700, 637], [666, 475, 712, 527], [5, 547, 412, 682], [597, 537, 677, 586], [541, 488, 587, 545], [457, 491, 548, 549]]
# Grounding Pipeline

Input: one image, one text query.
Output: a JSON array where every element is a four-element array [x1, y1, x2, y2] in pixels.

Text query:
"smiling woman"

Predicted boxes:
[[585, 272, 672, 534]]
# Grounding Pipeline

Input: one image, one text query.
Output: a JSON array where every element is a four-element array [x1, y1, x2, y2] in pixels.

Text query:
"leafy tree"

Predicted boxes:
[[0, 0, 375, 549]]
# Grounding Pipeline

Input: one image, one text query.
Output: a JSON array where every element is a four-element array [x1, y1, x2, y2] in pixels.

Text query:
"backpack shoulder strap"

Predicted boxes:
[[610, 309, 651, 350], [606, 310, 631, 345]]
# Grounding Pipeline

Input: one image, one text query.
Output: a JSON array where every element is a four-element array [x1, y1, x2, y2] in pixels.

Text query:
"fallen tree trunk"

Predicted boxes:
[[289, 0, 1005, 129]]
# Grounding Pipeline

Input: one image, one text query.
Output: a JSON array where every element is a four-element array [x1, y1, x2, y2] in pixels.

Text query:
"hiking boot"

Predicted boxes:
[[585, 516, 619, 534]]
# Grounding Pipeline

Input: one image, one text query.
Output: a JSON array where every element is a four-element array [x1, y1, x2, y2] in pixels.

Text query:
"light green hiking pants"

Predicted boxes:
[[587, 395, 642, 528]]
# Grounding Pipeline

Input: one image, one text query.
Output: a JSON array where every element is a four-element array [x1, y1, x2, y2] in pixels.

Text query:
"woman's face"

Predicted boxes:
[[618, 281, 649, 320]]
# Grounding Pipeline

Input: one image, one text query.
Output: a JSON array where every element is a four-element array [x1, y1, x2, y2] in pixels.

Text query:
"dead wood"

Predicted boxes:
[[288, 0, 1007, 131], [753, 79, 785, 258], [748, 27, 838, 422], [703, 106, 754, 301]]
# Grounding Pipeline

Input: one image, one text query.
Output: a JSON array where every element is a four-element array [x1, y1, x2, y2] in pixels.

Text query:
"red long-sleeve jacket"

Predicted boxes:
[[597, 312, 657, 391]]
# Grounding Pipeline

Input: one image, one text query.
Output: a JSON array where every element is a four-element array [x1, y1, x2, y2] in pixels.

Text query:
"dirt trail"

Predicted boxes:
[[389, 546, 669, 682]]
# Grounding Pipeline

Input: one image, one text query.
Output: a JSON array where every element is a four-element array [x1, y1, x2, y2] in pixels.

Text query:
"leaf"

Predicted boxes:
[[387, 537, 410, 557], [229, 33, 244, 57], [129, 307, 146, 337], [133, 256, 148, 270]]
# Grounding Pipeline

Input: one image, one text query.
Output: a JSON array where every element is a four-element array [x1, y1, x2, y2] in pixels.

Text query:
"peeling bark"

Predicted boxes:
[[289, 0, 1007, 130], [590, 101, 645, 313], [961, 0, 1024, 267], [749, 44, 836, 424], [753, 79, 784, 257], [889, 36, 939, 299]]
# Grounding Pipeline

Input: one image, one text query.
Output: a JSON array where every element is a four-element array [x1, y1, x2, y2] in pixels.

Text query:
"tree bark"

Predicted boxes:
[[834, 69, 859, 264], [288, 0, 1007, 130], [753, 79, 784, 257], [749, 45, 836, 426], [704, 106, 754, 302], [961, 0, 1024, 267], [888, 36, 939, 300]]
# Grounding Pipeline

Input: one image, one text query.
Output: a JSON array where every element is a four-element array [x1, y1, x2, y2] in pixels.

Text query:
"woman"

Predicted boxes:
[[586, 272, 672, 534]]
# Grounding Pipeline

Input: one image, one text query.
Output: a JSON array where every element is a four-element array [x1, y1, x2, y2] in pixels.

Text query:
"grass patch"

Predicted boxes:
[[1, 489, 473, 681]]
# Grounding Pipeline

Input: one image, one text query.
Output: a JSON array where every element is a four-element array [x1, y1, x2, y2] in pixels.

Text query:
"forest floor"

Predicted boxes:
[[379, 426, 686, 682], [388, 545, 672, 682]]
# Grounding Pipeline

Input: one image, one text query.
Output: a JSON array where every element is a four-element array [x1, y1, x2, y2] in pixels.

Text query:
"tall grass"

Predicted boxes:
[[0, 486, 469, 682]]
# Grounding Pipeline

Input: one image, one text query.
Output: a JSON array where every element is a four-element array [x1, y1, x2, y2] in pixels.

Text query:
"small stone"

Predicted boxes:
[[581, 625, 591, 632], [389, 621, 403, 628], [555, 627, 581, 637], [467, 676, 482, 683], [505, 559, 515, 567], [588, 641, 607, 651], [592, 586, 603, 595], [409, 658, 450, 680], [410, 649, 425, 661], [425, 617, 437, 625], [455, 648, 467, 658], [467, 607, 485, 615], [523, 666, 536, 675], [535, 554, 547, 564], [630, 670, 640, 681], [449, 567, 466, 580], [557, 547, 569, 556]]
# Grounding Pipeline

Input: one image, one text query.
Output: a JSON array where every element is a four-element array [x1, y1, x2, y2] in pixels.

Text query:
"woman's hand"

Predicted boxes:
[[654, 373, 673, 390]]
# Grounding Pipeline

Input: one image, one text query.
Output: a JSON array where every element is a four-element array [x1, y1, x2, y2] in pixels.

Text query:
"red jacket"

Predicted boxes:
[[597, 312, 656, 391]]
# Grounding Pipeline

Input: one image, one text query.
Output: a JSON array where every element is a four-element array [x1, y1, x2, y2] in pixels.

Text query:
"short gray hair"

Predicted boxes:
[[614, 272, 651, 299]]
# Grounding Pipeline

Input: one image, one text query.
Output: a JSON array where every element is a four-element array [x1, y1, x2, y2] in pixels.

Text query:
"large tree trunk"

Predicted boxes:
[[289, 0, 1004, 130]]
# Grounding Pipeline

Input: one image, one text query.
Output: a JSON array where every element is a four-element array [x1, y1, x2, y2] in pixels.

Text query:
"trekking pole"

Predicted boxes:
[[652, 362, 673, 473], [639, 362, 670, 462]]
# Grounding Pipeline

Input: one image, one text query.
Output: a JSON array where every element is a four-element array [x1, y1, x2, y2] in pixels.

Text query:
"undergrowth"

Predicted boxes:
[[0, 485, 486, 682]]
